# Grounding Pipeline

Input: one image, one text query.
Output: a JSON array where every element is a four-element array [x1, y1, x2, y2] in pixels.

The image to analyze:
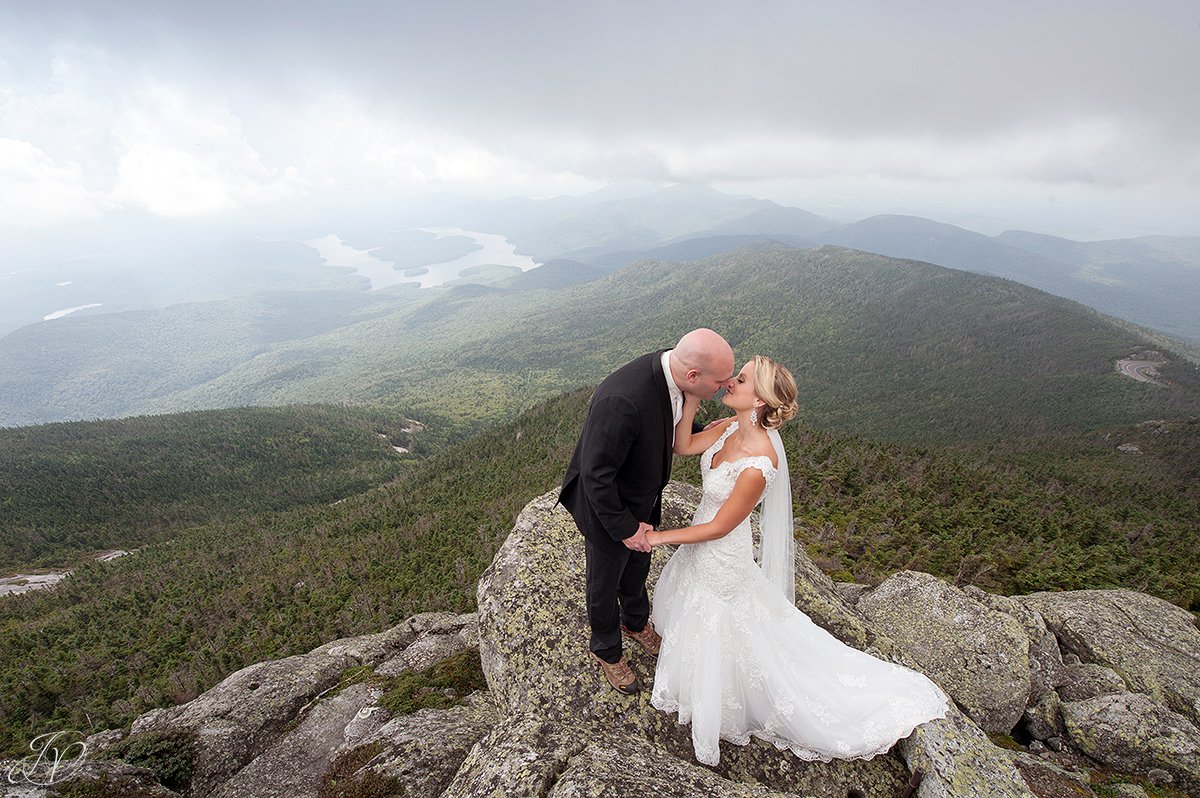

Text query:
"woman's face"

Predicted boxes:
[[720, 361, 759, 411]]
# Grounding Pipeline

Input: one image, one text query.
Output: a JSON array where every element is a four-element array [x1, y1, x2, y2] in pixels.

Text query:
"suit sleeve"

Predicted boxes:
[[579, 394, 641, 542]]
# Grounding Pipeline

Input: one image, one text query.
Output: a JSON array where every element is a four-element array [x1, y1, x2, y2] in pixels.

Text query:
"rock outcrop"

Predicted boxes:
[[8, 481, 1198, 798], [474, 486, 1034, 798], [1061, 692, 1200, 793], [858, 571, 1032, 733], [1018, 589, 1200, 727]]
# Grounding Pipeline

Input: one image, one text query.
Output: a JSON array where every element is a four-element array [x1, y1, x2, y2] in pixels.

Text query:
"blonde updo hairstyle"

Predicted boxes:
[[751, 355, 798, 430]]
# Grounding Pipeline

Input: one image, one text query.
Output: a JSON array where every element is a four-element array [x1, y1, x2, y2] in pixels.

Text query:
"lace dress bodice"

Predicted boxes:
[[684, 421, 777, 597]]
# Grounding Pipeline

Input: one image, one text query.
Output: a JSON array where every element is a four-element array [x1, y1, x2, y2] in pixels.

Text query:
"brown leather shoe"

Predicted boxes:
[[590, 651, 640, 694], [622, 622, 661, 657]]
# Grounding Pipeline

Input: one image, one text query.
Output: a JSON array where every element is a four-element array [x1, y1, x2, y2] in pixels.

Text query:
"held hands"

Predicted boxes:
[[622, 521, 654, 553]]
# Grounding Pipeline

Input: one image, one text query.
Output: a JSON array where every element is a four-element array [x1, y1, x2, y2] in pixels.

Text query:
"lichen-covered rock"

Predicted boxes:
[[475, 486, 910, 796], [833, 582, 872, 605], [129, 649, 358, 797], [1056, 662, 1126, 702], [1106, 784, 1149, 798], [1019, 590, 1200, 727], [118, 612, 481, 798], [858, 571, 1032, 732], [476, 485, 1039, 798], [349, 692, 500, 798], [208, 681, 380, 798], [444, 714, 807, 798], [12, 758, 181, 798], [376, 612, 478, 675], [964, 586, 1067, 702], [1022, 690, 1065, 741], [1061, 691, 1200, 793], [1004, 750, 1091, 798], [897, 707, 1037, 798]]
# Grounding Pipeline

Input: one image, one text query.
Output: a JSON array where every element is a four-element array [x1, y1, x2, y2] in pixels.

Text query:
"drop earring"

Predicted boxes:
[[750, 407, 758, 426]]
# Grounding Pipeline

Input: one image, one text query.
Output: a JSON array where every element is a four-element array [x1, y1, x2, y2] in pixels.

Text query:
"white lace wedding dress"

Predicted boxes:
[[650, 422, 949, 766]]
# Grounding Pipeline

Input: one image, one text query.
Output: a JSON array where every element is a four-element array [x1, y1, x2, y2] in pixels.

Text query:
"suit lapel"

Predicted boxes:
[[650, 350, 673, 481]]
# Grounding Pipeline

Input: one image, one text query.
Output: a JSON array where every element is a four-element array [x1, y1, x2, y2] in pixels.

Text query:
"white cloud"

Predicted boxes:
[[108, 86, 303, 217], [1, 2, 1197, 237], [0, 138, 108, 228]]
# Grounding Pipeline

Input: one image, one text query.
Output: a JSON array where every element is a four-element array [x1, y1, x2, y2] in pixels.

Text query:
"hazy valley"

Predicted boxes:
[[3, 187, 1199, 795]]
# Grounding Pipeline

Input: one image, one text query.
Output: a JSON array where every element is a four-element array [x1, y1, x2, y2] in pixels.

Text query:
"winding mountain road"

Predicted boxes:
[[1116, 358, 1169, 387]]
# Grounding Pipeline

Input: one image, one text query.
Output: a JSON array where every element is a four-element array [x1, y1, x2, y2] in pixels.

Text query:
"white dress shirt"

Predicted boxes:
[[661, 349, 683, 441]]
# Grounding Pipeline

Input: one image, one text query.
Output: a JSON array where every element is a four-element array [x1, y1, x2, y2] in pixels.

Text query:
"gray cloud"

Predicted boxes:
[[2, 0, 1198, 236]]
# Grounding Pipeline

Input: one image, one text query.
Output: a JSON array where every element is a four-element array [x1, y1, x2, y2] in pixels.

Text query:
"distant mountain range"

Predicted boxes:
[[3, 244, 1197, 445], [443, 184, 1200, 347]]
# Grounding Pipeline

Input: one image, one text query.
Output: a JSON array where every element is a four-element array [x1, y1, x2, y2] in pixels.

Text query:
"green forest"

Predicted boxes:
[[0, 405, 420, 570], [1, 391, 1197, 756]]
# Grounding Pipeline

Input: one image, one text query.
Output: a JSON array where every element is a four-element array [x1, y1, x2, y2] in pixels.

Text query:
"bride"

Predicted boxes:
[[646, 355, 949, 766]]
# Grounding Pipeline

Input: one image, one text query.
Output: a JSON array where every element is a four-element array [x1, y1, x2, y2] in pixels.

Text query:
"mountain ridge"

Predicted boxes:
[[4, 244, 1197, 445]]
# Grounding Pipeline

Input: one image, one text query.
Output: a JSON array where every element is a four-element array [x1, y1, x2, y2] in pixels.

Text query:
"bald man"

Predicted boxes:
[[559, 329, 735, 694]]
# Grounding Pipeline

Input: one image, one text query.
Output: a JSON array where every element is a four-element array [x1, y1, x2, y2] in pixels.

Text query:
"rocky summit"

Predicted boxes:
[[4, 483, 1198, 798]]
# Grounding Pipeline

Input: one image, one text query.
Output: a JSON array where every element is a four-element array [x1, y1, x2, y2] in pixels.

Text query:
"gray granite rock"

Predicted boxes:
[[475, 486, 910, 796], [964, 586, 1067, 702], [1004, 750, 1090, 798], [116, 611, 482, 797], [444, 714, 808, 798], [376, 612, 478, 675], [129, 649, 357, 797], [1022, 690, 1065, 741], [858, 571, 1032, 732], [1107, 784, 1149, 798], [477, 485, 1035, 798], [349, 692, 501, 798], [1019, 589, 1200, 727], [1061, 691, 1200, 793], [208, 681, 380, 798], [833, 581, 872, 606], [17, 758, 180, 798], [1057, 662, 1127, 702], [897, 707, 1037, 798]]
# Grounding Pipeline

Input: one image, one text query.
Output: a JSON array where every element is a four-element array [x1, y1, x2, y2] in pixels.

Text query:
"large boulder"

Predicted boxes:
[[963, 586, 1067, 702], [897, 708, 1036, 798], [1018, 589, 1200, 728], [1056, 663, 1127, 702], [208, 682, 380, 798], [476, 485, 1036, 798], [129, 648, 361, 796], [114, 612, 478, 797], [442, 714, 806, 798], [0, 757, 180, 798], [347, 692, 501, 798], [858, 571, 1032, 733], [1061, 691, 1200, 793]]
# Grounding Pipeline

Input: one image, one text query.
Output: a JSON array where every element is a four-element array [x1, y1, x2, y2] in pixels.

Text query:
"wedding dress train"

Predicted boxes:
[[650, 422, 949, 765]]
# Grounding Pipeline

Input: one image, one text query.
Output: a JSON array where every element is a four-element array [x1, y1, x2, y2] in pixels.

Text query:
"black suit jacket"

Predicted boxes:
[[559, 351, 675, 553]]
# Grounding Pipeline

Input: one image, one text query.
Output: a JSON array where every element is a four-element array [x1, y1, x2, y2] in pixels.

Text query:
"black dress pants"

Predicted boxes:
[[584, 538, 651, 663]]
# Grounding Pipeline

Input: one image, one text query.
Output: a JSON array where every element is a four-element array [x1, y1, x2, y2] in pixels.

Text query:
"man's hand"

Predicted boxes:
[[622, 522, 653, 553]]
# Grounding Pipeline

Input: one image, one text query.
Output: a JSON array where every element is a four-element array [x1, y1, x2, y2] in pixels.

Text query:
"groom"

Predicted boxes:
[[559, 328, 735, 694]]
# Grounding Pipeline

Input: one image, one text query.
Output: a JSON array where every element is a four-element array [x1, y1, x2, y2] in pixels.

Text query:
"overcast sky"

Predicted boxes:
[[3, 0, 1198, 240]]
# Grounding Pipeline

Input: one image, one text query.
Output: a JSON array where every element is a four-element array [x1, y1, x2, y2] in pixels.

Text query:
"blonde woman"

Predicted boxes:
[[647, 356, 949, 766]]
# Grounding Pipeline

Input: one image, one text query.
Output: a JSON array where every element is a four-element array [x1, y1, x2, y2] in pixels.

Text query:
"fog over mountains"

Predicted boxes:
[[4, 183, 1198, 344], [3, 191, 1200, 437]]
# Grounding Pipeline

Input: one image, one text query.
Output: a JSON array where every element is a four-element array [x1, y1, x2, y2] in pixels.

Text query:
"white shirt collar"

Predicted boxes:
[[661, 350, 682, 407]]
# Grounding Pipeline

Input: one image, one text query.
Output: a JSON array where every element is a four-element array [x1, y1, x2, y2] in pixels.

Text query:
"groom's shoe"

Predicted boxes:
[[622, 622, 661, 657], [590, 651, 640, 695]]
